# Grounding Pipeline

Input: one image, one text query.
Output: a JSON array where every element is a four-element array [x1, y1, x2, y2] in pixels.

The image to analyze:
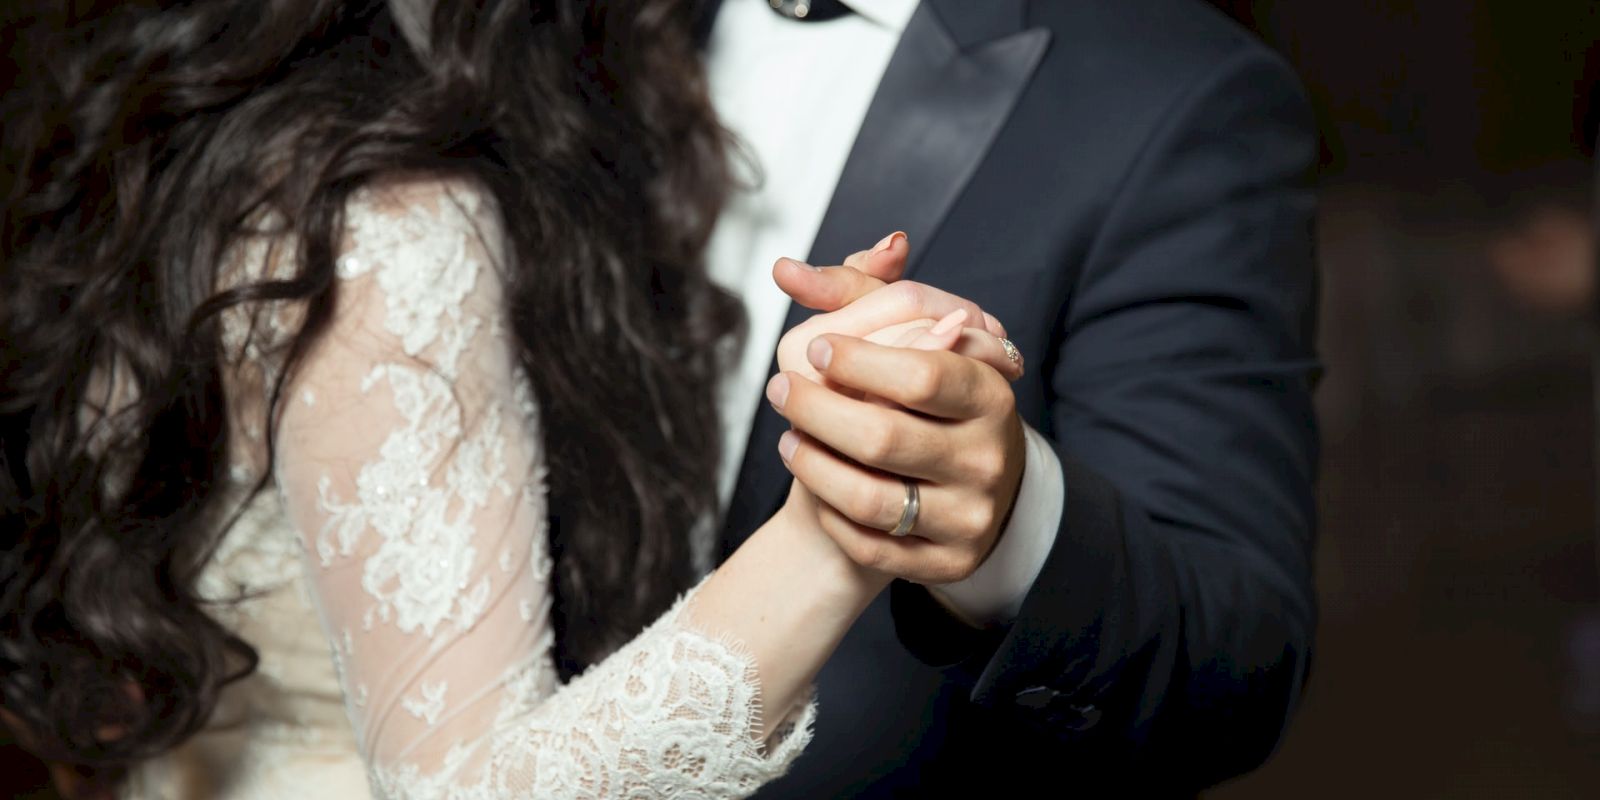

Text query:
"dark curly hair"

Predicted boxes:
[[0, 0, 739, 773]]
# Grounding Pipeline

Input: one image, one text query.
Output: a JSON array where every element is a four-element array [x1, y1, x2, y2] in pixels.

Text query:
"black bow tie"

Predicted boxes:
[[766, 0, 853, 22]]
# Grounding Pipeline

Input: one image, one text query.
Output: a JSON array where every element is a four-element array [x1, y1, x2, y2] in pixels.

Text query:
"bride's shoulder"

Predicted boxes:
[[217, 173, 507, 381], [341, 173, 506, 259], [221, 173, 504, 288], [346, 173, 499, 223]]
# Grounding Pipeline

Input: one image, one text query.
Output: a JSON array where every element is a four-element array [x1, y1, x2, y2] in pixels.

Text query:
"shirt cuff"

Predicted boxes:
[[928, 424, 1065, 625]]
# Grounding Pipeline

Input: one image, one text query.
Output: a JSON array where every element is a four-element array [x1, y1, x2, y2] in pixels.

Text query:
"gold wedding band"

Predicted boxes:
[[999, 337, 1021, 366], [890, 479, 920, 537]]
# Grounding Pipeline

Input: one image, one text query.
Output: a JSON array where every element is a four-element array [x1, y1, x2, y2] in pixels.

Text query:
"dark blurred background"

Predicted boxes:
[[3, 0, 1598, 797], [1208, 0, 1600, 796]]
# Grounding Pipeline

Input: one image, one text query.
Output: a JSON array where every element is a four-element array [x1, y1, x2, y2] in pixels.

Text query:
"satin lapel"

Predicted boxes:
[[719, 0, 1052, 554], [693, 0, 725, 48]]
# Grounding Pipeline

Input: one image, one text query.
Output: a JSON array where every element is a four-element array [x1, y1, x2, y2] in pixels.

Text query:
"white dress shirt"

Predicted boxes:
[[704, 0, 1064, 624]]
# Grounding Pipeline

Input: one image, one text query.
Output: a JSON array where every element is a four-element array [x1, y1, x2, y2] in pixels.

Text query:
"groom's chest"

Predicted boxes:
[[701, 4, 901, 300]]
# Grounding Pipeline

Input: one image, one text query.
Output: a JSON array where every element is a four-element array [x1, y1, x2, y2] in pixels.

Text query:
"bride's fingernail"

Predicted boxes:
[[766, 373, 790, 410], [778, 430, 799, 462], [930, 308, 967, 336], [872, 231, 906, 254], [807, 337, 832, 370]]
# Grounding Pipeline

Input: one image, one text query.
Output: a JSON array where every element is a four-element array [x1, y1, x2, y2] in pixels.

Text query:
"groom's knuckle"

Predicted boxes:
[[859, 541, 893, 572], [968, 444, 1006, 485], [980, 370, 1014, 411], [852, 482, 889, 524], [845, 534, 887, 570], [901, 360, 942, 404], [862, 425, 899, 463], [957, 500, 994, 539]]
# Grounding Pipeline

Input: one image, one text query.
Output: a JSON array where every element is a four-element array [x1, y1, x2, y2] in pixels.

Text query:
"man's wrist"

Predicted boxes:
[[928, 424, 1064, 625]]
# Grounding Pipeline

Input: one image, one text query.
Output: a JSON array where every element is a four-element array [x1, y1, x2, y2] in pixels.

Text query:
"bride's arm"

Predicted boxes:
[[268, 178, 876, 799]]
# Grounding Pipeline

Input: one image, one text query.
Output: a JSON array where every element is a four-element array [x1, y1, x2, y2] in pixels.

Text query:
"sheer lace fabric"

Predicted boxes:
[[126, 179, 812, 799]]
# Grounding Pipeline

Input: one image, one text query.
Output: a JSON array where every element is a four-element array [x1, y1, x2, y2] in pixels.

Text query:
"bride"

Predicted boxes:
[[0, 1, 1017, 797]]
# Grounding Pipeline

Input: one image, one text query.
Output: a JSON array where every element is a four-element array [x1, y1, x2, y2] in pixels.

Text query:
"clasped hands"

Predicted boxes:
[[768, 234, 1027, 587]]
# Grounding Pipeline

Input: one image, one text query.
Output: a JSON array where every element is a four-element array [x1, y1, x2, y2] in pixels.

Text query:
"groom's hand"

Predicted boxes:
[[769, 237, 1028, 585], [768, 332, 1026, 585]]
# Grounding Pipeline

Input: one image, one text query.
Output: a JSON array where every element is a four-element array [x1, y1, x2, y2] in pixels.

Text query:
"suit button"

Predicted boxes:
[[1062, 703, 1101, 732], [1013, 685, 1062, 709], [1015, 687, 1103, 732]]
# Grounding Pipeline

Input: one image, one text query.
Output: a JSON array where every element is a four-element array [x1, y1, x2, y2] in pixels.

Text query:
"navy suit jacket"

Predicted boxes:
[[709, 0, 1321, 795]]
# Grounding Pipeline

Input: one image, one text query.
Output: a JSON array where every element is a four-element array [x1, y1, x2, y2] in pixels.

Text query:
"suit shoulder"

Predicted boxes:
[[1029, 0, 1290, 91]]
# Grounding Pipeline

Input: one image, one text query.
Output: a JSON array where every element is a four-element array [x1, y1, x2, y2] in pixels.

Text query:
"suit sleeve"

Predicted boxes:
[[891, 46, 1320, 788]]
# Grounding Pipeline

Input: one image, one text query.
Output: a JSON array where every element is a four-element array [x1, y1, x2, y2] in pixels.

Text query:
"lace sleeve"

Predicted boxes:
[[265, 179, 814, 799]]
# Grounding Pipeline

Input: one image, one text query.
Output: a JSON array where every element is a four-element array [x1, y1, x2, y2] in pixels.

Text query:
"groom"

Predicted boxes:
[[700, 0, 1320, 796]]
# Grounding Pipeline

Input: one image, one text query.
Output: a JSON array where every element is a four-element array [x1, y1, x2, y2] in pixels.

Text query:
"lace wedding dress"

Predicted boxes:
[[122, 178, 813, 799]]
